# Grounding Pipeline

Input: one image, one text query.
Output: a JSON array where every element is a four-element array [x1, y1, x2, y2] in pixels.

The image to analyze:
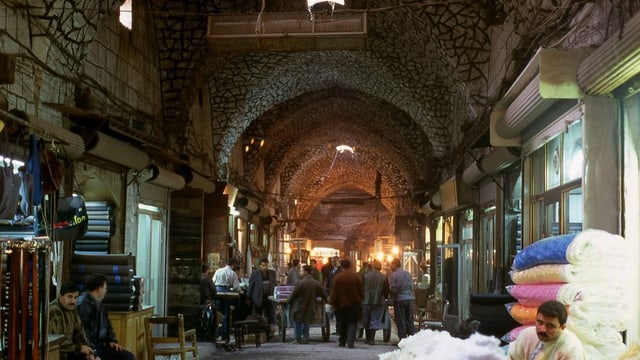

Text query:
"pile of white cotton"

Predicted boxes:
[[379, 330, 507, 360]]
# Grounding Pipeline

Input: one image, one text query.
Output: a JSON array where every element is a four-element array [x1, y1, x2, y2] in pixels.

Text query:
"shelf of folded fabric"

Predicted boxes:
[[74, 201, 115, 255]]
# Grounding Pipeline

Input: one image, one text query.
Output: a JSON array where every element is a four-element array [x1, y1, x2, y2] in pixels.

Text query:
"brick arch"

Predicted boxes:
[[240, 92, 432, 217], [207, 50, 453, 179], [148, 0, 494, 185]]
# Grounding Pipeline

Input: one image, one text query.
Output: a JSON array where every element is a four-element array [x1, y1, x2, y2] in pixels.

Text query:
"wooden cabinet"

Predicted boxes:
[[108, 306, 154, 360], [168, 189, 204, 333]]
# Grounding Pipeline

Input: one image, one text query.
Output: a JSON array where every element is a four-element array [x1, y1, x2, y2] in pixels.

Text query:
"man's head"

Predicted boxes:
[[390, 258, 401, 271], [535, 300, 568, 342], [339, 259, 351, 269], [292, 259, 300, 268], [372, 260, 382, 271], [302, 265, 313, 275], [226, 258, 236, 267], [58, 281, 81, 311], [310, 259, 317, 266], [332, 256, 340, 267], [84, 273, 108, 302], [259, 257, 269, 273]]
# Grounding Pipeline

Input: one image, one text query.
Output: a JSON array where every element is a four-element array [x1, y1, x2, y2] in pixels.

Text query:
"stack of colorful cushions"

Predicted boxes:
[[504, 229, 632, 359]]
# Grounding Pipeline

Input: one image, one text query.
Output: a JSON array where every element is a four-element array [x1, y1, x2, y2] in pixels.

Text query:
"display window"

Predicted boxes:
[[529, 120, 583, 240]]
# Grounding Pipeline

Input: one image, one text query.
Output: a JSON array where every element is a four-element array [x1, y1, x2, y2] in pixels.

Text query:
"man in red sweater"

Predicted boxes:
[[329, 259, 364, 348]]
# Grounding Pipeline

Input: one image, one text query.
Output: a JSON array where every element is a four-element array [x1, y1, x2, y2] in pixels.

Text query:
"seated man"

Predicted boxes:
[[508, 300, 586, 359], [76, 273, 136, 360], [48, 281, 99, 360]]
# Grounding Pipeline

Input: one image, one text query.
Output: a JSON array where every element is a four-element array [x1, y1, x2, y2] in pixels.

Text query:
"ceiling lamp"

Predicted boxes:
[[336, 144, 354, 154]]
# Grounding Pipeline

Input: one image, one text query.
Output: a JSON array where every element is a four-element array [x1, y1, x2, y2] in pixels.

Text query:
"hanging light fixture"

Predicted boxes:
[[336, 144, 354, 154], [307, 0, 344, 7], [307, 0, 344, 20]]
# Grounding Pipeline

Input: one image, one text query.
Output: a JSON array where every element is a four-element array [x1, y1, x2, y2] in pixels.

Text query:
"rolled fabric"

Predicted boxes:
[[555, 282, 618, 305], [568, 317, 624, 347], [566, 230, 629, 266], [570, 302, 628, 331], [581, 343, 627, 360], [510, 263, 625, 284], [506, 284, 564, 307]]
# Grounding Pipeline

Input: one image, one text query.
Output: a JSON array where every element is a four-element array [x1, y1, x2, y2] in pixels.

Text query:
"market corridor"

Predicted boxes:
[[197, 320, 400, 359]]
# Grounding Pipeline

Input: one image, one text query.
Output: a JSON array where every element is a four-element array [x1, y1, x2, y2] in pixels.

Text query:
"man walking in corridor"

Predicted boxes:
[[389, 258, 415, 340], [329, 259, 364, 348], [247, 257, 278, 338], [362, 260, 389, 345]]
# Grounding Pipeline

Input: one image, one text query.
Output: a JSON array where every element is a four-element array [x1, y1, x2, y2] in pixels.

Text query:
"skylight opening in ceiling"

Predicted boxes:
[[119, 0, 133, 30], [307, 0, 345, 8]]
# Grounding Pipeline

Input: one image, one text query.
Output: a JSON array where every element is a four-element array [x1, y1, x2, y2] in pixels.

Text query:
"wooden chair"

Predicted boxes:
[[414, 288, 430, 327], [422, 300, 449, 331], [145, 314, 199, 360]]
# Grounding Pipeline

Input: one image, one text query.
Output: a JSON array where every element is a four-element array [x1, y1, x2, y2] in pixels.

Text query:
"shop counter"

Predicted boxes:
[[108, 306, 154, 360]]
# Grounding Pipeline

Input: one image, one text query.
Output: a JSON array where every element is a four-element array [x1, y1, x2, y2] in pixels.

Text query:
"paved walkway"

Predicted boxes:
[[197, 320, 401, 359]]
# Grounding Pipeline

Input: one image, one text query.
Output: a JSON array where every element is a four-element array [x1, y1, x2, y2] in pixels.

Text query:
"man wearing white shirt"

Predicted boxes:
[[212, 259, 240, 342], [508, 300, 586, 360]]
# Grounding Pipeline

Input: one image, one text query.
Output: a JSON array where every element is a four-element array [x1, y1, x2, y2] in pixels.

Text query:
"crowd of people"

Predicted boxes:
[[296, 256, 417, 349], [48, 258, 590, 359], [195, 254, 418, 349]]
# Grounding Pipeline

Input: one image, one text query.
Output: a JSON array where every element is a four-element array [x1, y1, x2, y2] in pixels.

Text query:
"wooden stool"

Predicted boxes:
[[233, 319, 263, 349]]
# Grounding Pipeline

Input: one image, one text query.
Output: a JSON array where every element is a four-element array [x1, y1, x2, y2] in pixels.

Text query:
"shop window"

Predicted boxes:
[[477, 206, 496, 293], [546, 136, 561, 189], [435, 217, 444, 244], [119, 0, 133, 29], [503, 165, 522, 290], [530, 148, 545, 196], [563, 121, 583, 183], [529, 120, 583, 241], [564, 187, 583, 234], [443, 215, 455, 245]]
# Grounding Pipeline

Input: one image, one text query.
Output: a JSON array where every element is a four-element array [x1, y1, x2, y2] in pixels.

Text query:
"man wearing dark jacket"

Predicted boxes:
[[362, 260, 390, 345], [200, 264, 217, 305], [76, 273, 135, 360], [199, 265, 217, 341], [328, 259, 364, 349], [246, 257, 278, 337], [288, 265, 326, 344]]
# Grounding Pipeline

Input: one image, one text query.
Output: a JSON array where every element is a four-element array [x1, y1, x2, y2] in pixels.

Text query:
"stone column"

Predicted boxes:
[[582, 96, 620, 233]]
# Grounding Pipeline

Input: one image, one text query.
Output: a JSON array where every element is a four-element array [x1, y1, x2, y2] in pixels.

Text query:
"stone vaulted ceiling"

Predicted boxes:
[[149, 0, 492, 244], [148, 0, 597, 244]]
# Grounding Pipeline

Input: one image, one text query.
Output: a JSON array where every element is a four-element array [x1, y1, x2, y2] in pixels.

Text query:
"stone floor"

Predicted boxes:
[[196, 320, 401, 359]]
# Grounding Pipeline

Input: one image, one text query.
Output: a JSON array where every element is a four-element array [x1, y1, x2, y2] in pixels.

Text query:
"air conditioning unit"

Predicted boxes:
[[207, 11, 367, 52], [439, 175, 474, 212]]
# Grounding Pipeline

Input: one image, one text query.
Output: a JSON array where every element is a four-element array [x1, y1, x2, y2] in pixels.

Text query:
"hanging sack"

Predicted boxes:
[[0, 159, 21, 220], [40, 147, 64, 195]]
